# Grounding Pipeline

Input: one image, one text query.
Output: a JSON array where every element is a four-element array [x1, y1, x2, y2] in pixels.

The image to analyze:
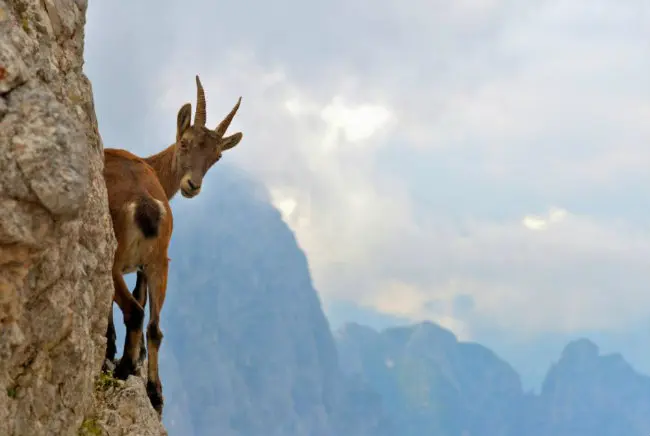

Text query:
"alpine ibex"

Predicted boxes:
[[102, 75, 242, 415]]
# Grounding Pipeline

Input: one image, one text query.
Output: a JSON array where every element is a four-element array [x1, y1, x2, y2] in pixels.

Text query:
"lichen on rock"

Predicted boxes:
[[79, 371, 167, 436]]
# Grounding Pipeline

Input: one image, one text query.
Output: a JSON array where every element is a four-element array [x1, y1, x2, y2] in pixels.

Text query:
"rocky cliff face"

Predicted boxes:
[[520, 339, 650, 436], [0, 0, 164, 434], [153, 166, 388, 436]]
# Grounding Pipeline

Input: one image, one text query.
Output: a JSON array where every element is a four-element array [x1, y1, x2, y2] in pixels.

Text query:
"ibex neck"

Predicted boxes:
[[143, 144, 182, 200]]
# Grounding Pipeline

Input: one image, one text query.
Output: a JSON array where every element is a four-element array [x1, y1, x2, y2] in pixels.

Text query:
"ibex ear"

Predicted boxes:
[[177, 103, 192, 141], [220, 132, 243, 151]]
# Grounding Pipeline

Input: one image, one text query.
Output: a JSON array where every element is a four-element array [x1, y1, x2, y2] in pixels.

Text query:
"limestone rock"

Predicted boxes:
[[80, 373, 167, 436], [0, 0, 163, 434]]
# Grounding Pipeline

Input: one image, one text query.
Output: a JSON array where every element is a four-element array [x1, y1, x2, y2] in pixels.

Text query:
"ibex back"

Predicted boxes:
[[102, 75, 243, 416]]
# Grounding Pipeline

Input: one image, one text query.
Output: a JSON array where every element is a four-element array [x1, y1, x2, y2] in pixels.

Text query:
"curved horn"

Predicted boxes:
[[194, 75, 207, 127], [215, 97, 242, 137]]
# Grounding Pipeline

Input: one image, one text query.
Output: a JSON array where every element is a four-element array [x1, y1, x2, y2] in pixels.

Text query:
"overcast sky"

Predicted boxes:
[[85, 0, 650, 384]]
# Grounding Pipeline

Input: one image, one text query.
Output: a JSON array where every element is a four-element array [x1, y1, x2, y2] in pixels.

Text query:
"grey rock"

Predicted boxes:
[[86, 375, 167, 436], [74, 0, 88, 13], [11, 87, 89, 216], [0, 0, 165, 434], [0, 36, 28, 93]]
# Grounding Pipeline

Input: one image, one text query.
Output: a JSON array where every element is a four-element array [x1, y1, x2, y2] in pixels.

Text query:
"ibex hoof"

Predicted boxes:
[[113, 358, 136, 380], [147, 380, 164, 417]]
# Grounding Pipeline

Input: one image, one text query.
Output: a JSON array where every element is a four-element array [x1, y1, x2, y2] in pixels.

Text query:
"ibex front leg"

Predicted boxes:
[[105, 271, 147, 372], [144, 257, 168, 416]]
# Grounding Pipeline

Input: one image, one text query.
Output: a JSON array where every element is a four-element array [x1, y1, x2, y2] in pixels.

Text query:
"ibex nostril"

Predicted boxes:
[[187, 180, 199, 190]]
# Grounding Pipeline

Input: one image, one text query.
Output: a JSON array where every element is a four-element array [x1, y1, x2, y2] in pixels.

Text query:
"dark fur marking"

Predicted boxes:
[[105, 311, 117, 362], [134, 195, 162, 239], [124, 304, 145, 330], [114, 357, 136, 380]]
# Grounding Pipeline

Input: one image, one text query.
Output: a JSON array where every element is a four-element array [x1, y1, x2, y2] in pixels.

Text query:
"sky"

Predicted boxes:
[[84, 0, 650, 388]]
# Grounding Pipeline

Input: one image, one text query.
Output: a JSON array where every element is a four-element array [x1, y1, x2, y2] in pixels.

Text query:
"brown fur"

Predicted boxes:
[[102, 75, 243, 417]]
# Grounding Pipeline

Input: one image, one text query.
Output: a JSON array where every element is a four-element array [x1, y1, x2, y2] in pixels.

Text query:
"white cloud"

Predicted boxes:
[[269, 189, 298, 221], [522, 207, 568, 231], [320, 97, 393, 144], [85, 0, 650, 346]]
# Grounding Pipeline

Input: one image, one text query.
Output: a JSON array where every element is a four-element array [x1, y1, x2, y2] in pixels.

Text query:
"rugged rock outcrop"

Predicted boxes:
[[155, 167, 388, 436], [0, 0, 164, 434], [80, 367, 166, 436], [336, 322, 523, 436], [520, 338, 650, 436]]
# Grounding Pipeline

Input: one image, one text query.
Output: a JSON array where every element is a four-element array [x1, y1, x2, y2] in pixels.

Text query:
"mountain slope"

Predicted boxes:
[[521, 338, 650, 436], [158, 166, 386, 436], [337, 323, 650, 436], [337, 322, 523, 436]]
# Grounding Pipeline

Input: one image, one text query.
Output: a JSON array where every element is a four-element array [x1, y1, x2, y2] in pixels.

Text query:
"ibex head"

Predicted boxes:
[[175, 75, 243, 198]]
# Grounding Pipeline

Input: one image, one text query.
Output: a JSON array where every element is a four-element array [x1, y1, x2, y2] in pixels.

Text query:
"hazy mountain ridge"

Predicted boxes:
[[336, 322, 523, 436], [337, 322, 650, 436], [521, 338, 650, 436], [157, 166, 650, 436]]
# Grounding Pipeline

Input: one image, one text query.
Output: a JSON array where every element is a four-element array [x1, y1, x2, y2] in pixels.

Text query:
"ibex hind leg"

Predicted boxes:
[[112, 269, 145, 381], [132, 270, 149, 365], [144, 258, 168, 417], [103, 306, 117, 373]]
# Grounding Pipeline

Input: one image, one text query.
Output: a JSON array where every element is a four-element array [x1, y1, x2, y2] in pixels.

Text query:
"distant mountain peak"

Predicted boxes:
[[417, 321, 458, 340], [334, 322, 379, 341], [560, 338, 599, 361]]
